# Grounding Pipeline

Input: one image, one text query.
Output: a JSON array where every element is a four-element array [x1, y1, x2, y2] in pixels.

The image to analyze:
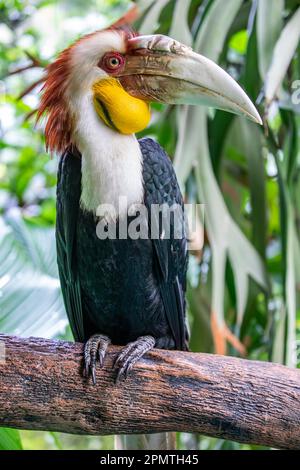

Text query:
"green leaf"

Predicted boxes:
[[175, 0, 244, 183], [272, 305, 286, 364], [265, 7, 300, 103], [195, 0, 243, 60], [0, 428, 22, 450], [139, 0, 170, 34], [285, 202, 298, 367], [228, 118, 267, 259], [208, 110, 234, 179], [0, 212, 67, 338], [176, 103, 268, 334], [257, 0, 284, 79], [244, 19, 261, 101], [169, 0, 193, 46]]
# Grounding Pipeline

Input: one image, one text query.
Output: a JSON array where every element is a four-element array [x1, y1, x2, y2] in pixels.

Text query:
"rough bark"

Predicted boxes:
[[0, 334, 299, 449]]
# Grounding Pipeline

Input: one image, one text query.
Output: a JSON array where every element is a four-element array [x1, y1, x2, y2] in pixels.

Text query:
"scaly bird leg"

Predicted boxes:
[[114, 335, 155, 383], [84, 334, 111, 385]]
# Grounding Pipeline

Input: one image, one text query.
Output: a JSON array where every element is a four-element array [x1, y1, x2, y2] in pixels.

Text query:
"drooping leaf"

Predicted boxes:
[[257, 0, 284, 79], [208, 110, 234, 179], [244, 17, 261, 101], [228, 118, 267, 259], [175, 0, 244, 181], [169, 0, 193, 46], [265, 7, 300, 103], [139, 0, 170, 34], [0, 212, 67, 339], [195, 0, 243, 58]]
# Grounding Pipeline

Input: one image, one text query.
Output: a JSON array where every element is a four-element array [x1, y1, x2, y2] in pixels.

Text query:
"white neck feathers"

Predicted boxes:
[[74, 94, 144, 218]]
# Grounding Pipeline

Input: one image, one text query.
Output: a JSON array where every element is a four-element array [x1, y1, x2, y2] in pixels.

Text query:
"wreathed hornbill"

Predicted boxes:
[[38, 26, 261, 384]]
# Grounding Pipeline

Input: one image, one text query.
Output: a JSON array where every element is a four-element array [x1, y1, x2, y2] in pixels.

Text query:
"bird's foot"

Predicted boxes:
[[84, 334, 111, 385], [114, 335, 155, 383]]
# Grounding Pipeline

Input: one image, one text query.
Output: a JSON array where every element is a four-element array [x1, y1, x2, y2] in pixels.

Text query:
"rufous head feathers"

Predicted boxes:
[[37, 6, 138, 154]]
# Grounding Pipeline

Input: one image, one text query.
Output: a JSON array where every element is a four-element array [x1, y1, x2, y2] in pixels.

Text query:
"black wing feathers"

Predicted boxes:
[[56, 150, 84, 342], [140, 138, 188, 351]]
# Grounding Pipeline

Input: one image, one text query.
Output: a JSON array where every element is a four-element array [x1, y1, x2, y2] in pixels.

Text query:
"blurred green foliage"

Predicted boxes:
[[0, 0, 300, 451]]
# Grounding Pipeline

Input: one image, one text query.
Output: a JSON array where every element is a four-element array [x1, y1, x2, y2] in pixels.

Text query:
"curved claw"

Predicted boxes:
[[114, 335, 155, 383], [84, 334, 111, 384], [91, 365, 96, 386], [116, 361, 134, 383], [83, 355, 91, 378]]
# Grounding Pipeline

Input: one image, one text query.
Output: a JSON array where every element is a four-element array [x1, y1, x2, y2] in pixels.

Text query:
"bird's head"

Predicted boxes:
[[38, 26, 262, 154]]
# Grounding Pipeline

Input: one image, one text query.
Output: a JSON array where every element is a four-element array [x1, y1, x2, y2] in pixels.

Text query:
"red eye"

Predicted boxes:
[[100, 52, 125, 73]]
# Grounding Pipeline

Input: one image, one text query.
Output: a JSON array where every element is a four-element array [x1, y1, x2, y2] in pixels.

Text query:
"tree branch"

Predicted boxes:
[[0, 334, 299, 450]]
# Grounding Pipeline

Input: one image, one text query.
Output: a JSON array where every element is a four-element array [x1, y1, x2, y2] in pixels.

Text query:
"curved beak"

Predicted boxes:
[[118, 34, 262, 125]]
